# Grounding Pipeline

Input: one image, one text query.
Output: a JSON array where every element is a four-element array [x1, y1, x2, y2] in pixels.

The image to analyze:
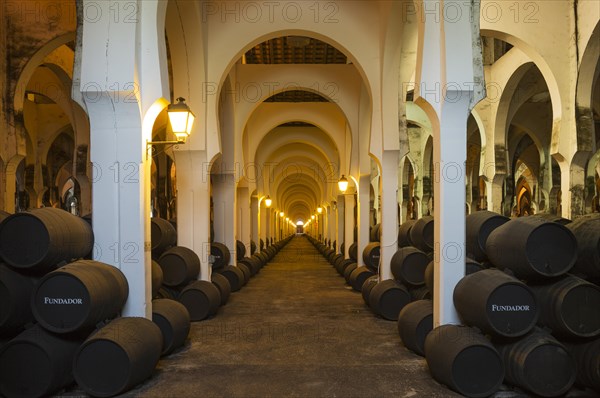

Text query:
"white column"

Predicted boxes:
[[175, 150, 211, 281], [413, 0, 483, 326], [266, 208, 272, 245], [357, 175, 371, 266], [237, 187, 250, 257], [344, 194, 355, 259], [328, 206, 335, 247], [380, 150, 399, 280], [250, 195, 259, 250], [86, 95, 150, 318], [260, 204, 268, 248], [212, 173, 236, 265], [337, 195, 345, 254]]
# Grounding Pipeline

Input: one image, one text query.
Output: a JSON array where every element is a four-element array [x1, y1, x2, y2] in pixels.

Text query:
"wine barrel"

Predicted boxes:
[[497, 330, 575, 397], [409, 216, 434, 252], [425, 325, 504, 398], [249, 254, 264, 272], [178, 281, 221, 321], [362, 242, 381, 272], [151, 260, 163, 298], [336, 258, 354, 275], [567, 216, 600, 278], [398, 220, 416, 248], [370, 223, 381, 242], [324, 248, 335, 262], [237, 262, 251, 285], [424, 261, 434, 293], [158, 246, 200, 287], [530, 275, 600, 338], [343, 262, 358, 282], [349, 266, 375, 291], [361, 276, 378, 305], [259, 239, 265, 251], [453, 269, 538, 338], [339, 243, 345, 258], [348, 243, 358, 261], [155, 286, 179, 300], [216, 265, 245, 292], [0, 324, 82, 398], [168, 217, 177, 230], [465, 258, 484, 275], [211, 273, 231, 305], [256, 251, 269, 266], [369, 279, 411, 321], [150, 217, 177, 256], [466, 210, 509, 261], [73, 317, 162, 397], [397, 299, 433, 356], [331, 254, 344, 269], [0, 264, 36, 335], [0, 208, 93, 271], [211, 242, 231, 269], [250, 240, 257, 255], [238, 257, 257, 276], [565, 338, 600, 390], [152, 299, 190, 356], [327, 249, 337, 264], [409, 286, 431, 301], [485, 217, 577, 280], [390, 247, 429, 287], [236, 240, 246, 261], [532, 213, 572, 225], [32, 260, 128, 333], [264, 246, 274, 260]]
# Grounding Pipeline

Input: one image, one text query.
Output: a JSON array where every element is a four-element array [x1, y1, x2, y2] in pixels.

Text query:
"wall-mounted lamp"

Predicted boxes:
[[338, 175, 349, 193], [279, 211, 285, 217], [147, 97, 195, 159], [311, 215, 315, 220], [264, 195, 272, 207], [317, 206, 323, 214], [168, 97, 195, 142]]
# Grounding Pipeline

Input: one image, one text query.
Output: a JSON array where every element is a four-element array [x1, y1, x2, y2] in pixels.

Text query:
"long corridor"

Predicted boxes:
[[123, 236, 459, 397]]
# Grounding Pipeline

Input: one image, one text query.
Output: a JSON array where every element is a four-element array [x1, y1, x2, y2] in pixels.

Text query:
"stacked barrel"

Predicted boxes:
[[0, 209, 165, 398], [307, 235, 374, 295], [349, 217, 434, 360], [394, 210, 600, 397], [361, 217, 434, 321], [0, 211, 183, 397], [153, 215, 292, 322]]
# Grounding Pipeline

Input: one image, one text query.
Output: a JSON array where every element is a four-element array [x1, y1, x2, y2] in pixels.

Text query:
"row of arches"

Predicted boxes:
[[1, 1, 598, 321]]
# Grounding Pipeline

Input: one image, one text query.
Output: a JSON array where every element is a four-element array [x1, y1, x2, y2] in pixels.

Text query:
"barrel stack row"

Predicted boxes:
[[362, 216, 436, 321], [306, 218, 435, 323], [0, 211, 292, 398], [395, 211, 600, 398], [152, 218, 291, 323], [309, 210, 599, 398], [307, 237, 377, 295], [152, 217, 220, 323], [0, 209, 184, 398]]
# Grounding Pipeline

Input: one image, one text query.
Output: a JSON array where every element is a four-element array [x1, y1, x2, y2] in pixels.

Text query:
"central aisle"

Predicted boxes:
[[127, 236, 459, 397]]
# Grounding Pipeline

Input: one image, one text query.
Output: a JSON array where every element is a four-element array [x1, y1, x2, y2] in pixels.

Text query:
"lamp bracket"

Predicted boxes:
[[146, 140, 184, 159]]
